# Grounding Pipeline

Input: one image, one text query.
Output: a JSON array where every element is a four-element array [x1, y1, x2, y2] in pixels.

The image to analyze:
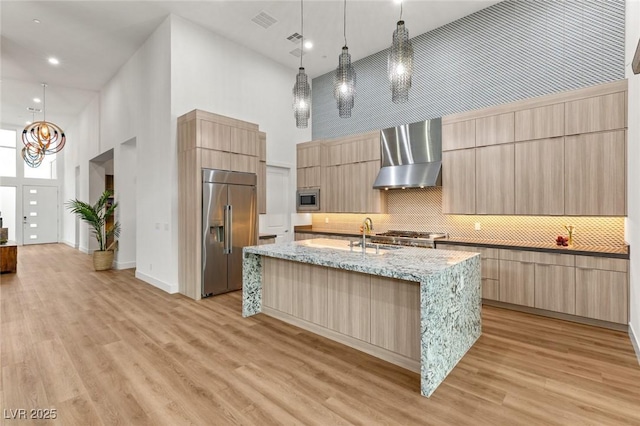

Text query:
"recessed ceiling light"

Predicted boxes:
[[304, 40, 313, 49], [33, 97, 41, 103], [48, 57, 59, 65], [33, 19, 41, 24]]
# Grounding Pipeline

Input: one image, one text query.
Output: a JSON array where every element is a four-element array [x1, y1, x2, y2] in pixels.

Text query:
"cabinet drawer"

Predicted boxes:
[[532, 252, 575, 267], [481, 278, 499, 300], [575, 255, 628, 272], [499, 249, 537, 263], [482, 258, 499, 280]]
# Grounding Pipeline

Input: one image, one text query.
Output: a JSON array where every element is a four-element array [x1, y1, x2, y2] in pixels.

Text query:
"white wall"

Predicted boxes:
[[626, 0, 640, 360], [62, 14, 311, 294], [170, 15, 312, 237]]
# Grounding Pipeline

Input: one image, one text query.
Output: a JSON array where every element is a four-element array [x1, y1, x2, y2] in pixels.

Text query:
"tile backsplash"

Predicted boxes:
[[311, 188, 626, 247]]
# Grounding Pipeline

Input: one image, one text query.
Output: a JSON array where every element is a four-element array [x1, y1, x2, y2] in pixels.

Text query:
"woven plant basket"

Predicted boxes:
[[93, 250, 114, 271]]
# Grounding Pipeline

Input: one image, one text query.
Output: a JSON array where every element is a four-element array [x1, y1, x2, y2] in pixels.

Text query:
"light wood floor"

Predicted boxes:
[[2, 244, 640, 425]]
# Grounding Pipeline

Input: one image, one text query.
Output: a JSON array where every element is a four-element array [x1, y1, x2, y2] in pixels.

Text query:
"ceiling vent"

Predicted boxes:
[[289, 48, 305, 58], [251, 11, 277, 29], [287, 33, 303, 43]]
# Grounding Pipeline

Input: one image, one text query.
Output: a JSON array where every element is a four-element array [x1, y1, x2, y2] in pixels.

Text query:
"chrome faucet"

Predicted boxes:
[[361, 217, 373, 253]]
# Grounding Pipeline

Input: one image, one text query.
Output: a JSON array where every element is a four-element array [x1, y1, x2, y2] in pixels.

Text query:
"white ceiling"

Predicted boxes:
[[1, 0, 499, 128]]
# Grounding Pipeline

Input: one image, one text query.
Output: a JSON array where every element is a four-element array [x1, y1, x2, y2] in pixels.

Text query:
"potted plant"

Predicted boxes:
[[66, 190, 121, 271]]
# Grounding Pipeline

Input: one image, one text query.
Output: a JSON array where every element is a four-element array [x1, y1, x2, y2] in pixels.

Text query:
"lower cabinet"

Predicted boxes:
[[481, 278, 500, 300], [327, 269, 371, 341], [534, 264, 576, 314], [576, 268, 628, 324], [499, 260, 535, 307]]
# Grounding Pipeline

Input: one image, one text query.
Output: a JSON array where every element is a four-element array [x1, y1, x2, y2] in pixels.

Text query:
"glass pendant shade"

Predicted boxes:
[[293, 67, 311, 128], [333, 46, 356, 118], [388, 20, 414, 104]]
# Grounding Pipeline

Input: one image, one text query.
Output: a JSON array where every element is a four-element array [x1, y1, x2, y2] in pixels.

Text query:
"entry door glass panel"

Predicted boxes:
[[23, 186, 58, 245]]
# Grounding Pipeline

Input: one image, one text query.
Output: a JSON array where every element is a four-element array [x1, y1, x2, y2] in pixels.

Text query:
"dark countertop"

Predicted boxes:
[[259, 234, 277, 240], [293, 228, 629, 259], [435, 238, 629, 259]]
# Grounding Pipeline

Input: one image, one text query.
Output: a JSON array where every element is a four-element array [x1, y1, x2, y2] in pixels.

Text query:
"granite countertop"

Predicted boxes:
[[436, 238, 629, 259], [244, 238, 478, 282], [258, 233, 277, 240]]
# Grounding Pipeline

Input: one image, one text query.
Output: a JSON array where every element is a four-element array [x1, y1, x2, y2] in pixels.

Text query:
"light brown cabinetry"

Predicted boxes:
[[442, 80, 627, 216], [514, 138, 565, 215], [534, 264, 575, 314], [515, 104, 564, 141], [178, 110, 266, 300], [499, 259, 535, 307], [442, 120, 475, 151], [263, 257, 295, 315], [370, 277, 420, 359], [258, 132, 266, 214], [564, 130, 626, 216], [575, 255, 628, 324], [565, 92, 626, 135], [297, 132, 385, 214], [475, 113, 514, 147], [442, 149, 475, 214], [292, 264, 328, 327], [328, 269, 371, 341], [475, 144, 515, 214]]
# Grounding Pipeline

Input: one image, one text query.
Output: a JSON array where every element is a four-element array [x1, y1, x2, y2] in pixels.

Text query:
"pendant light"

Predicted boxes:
[[21, 83, 66, 168], [292, 0, 311, 128], [333, 0, 356, 118], [388, 0, 413, 104]]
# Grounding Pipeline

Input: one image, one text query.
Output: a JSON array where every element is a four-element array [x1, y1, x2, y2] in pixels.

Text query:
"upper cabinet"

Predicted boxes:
[[565, 92, 626, 135], [475, 113, 514, 147], [515, 104, 564, 141], [441, 79, 627, 216], [296, 131, 386, 214], [442, 120, 475, 151]]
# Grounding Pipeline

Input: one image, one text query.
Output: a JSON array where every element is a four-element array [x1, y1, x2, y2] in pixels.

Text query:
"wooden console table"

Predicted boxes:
[[0, 241, 17, 273]]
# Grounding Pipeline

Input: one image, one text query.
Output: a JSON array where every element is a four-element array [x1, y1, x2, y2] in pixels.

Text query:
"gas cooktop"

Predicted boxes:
[[370, 230, 448, 248]]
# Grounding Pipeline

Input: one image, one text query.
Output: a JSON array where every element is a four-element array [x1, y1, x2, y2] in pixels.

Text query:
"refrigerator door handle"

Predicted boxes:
[[227, 204, 233, 254], [223, 205, 231, 254]]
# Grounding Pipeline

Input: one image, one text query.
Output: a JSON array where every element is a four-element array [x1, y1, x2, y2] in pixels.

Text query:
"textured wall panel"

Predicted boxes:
[[312, 0, 625, 140], [310, 188, 626, 248]]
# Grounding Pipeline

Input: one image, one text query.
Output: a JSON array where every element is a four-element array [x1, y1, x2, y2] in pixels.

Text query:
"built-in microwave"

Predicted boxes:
[[296, 188, 320, 211]]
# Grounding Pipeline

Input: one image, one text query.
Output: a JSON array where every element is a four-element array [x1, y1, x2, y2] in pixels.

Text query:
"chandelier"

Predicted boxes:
[[292, 0, 311, 128], [22, 83, 66, 168], [388, 1, 414, 104], [333, 0, 356, 118]]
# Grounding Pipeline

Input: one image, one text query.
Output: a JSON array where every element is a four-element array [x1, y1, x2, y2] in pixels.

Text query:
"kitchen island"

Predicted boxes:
[[242, 238, 481, 397]]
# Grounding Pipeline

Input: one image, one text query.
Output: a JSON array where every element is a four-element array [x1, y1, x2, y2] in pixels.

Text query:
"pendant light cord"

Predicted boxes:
[[300, 0, 304, 68], [42, 83, 46, 122], [399, 1, 403, 20], [343, 0, 347, 47]]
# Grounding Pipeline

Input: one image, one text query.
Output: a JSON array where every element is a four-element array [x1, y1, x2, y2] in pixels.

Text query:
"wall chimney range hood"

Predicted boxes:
[[373, 118, 442, 189]]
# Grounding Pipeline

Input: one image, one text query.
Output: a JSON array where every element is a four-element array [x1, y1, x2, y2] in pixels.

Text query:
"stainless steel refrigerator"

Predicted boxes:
[[202, 169, 257, 297]]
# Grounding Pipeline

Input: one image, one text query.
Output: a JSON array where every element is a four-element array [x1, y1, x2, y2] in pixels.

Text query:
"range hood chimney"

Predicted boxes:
[[373, 118, 442, 189]]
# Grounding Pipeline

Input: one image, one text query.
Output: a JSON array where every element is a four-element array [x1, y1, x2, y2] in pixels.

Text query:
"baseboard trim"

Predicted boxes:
[[115, 260, 136, 270], [79, 246, 89, 254], [135, 270, 178, 294], [482, 300, 628, 332], [62, 240, 78, 249], [629, 322, 640, 365]]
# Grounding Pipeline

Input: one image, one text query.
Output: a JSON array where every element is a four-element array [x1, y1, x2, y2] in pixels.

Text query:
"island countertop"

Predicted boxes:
[[244, 238, 479, 283], [243, 238, 482, 398]]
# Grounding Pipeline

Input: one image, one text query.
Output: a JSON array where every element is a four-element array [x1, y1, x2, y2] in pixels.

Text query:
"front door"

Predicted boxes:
[[22, 185, 58, 245]]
